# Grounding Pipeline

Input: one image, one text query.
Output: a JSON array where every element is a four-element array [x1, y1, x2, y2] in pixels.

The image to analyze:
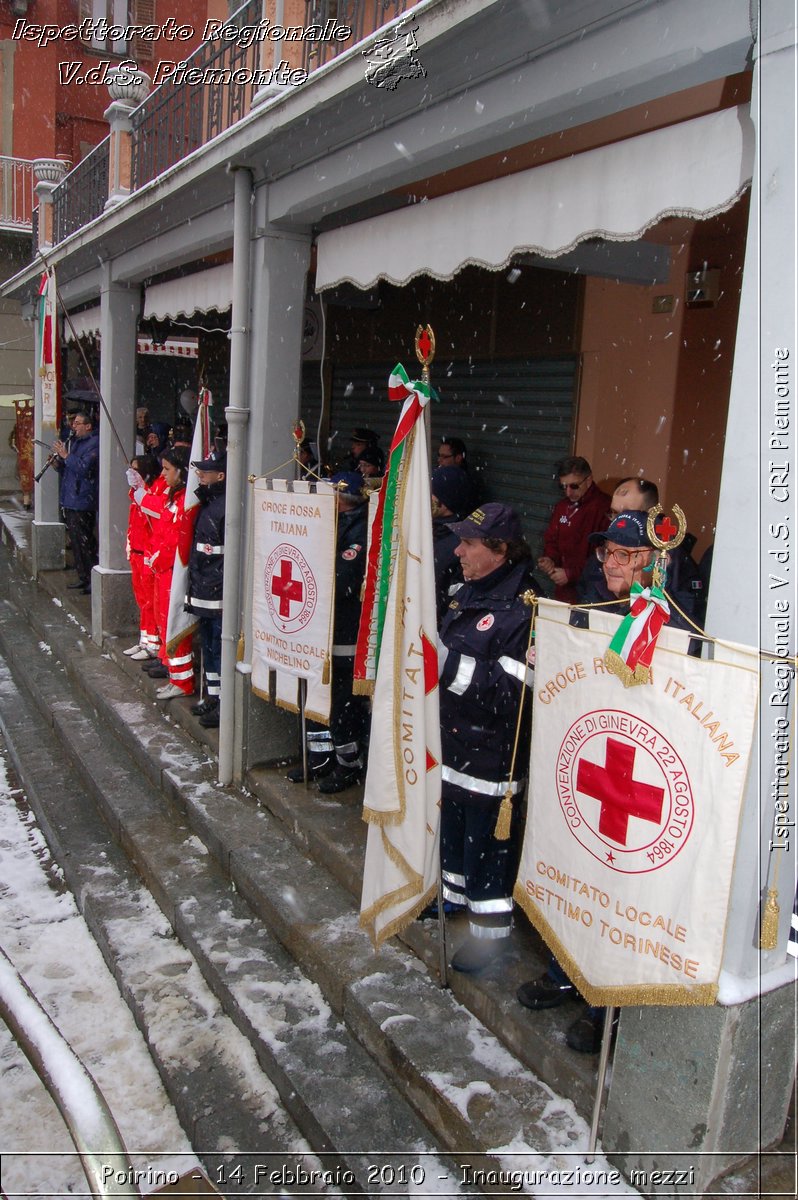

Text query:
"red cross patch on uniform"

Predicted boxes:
[[342, 543, 362, 561], [476, 614, 494, 631]]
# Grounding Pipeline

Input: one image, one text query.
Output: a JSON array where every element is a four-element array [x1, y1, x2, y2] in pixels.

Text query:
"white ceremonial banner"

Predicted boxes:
[[515, 600, 759, 1006], [251, 479, 336, 723], [360, 392, 442, 947]]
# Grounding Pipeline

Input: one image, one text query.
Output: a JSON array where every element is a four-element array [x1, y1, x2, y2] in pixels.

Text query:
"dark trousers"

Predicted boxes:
[[63, 508, 97, 586], [441, 789, 523, 939], [199, 613, 222, 698], [305, 655, 370, 762]]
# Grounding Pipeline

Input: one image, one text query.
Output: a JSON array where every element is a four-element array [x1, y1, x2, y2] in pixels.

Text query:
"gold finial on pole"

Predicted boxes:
[[414, 324, 436, 387], [646, 503, 687, 590]]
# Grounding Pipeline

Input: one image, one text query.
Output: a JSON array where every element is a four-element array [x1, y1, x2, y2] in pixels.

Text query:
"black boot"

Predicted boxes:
[[287, 752, 335, 783], [317, 753, 363, 794]]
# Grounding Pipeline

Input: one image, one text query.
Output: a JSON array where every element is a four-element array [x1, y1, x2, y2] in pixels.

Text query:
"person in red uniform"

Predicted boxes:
[[538, 455, 610, 604], [135, 448, 196, 700], [122, 453, 161, 661]]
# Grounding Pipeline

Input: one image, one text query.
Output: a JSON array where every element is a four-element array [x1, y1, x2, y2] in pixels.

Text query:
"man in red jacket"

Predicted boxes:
[[538, 455, 610, 604]]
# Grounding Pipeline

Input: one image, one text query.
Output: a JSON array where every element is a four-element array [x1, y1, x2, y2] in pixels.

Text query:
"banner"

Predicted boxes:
[[360, 378, 442, 947], [251, 478, 336, 723], [37, 269, 60, 427], [165, 389, 211, 654], [515, 600, 758, 1006]]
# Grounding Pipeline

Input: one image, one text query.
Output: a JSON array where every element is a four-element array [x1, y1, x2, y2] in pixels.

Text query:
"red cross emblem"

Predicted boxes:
[[576, 737, 665, 846], [271, 558, 304, 617], [656, 516, 678, 542]]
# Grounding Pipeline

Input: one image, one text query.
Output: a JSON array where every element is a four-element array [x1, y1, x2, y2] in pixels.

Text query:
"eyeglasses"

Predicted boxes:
[[560, 479, 587, 493], [596, 545, 645, 565], [438, 452, 455, 461]]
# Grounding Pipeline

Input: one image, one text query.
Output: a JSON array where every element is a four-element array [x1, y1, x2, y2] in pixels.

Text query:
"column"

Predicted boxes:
[[31, 158, 70, 574], [232, 192, 312, 779], [604, 6, 797, 1193], [92, 263, 138, 644]]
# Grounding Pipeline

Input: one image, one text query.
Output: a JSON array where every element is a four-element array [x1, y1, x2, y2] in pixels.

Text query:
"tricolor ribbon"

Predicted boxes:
[[604, 580, 670, 687]]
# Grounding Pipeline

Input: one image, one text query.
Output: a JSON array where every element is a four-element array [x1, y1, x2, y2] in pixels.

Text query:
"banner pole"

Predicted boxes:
[[586, 1004, 616, 1161], [299, 678, 309, 786]]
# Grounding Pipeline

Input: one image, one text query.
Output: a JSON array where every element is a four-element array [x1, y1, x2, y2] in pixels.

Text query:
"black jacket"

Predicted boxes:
[[185, 481, 225, 612], [439, 559, 535, 795], [433, 517, 463, 621], [333, 504, 368, 648]]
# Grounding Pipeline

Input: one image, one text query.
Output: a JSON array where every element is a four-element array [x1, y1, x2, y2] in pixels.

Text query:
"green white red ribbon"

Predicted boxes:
[[605, 580, 670, 687]]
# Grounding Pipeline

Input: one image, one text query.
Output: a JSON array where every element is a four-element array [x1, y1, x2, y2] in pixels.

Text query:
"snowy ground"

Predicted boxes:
[[0, 727, 640, 1199], [0, 741, 200, 1197]]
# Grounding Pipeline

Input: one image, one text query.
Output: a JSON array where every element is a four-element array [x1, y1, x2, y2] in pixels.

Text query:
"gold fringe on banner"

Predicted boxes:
[[759, 887, 781, 950], [605, 648, 651, 688], [322, 654, 331, 686]]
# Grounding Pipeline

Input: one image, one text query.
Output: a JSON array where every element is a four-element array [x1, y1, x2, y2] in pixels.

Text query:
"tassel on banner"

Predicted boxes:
[[759, 888, 781, 950], [494, 788, 513, 841], [236, 634, 244, 663], [322, 654, 331, 686]]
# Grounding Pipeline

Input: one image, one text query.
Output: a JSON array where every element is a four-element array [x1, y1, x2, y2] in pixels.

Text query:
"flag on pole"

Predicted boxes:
[[165, 388, 212, 653], [354, 363, 418, 691], [359, 371, 442, 947], [37, 269, 60, 427]]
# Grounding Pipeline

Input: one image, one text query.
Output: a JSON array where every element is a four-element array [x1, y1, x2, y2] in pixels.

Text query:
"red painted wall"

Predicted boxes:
[[1, 0, 215, 164]]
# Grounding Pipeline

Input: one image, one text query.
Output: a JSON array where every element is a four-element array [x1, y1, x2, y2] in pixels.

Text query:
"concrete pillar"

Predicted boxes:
[[236, 199, 311, 776], [604, 7, 797, 1193], [104, 69, 151, 208], [32, 158, 68, 250], [92, 265, 138, 644]]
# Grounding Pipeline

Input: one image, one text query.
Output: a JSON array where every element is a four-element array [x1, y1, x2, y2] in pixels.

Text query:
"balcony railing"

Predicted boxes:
[[34, 0, 414, 250], [131, 0, 262, 188], [302, 1, 410, 72], [0, 157, 35, 232], [52, 139, 110, 244]]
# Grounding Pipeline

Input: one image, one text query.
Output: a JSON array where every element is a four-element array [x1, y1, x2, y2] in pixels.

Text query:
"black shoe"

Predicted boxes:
[[191, 698, 218, 717], [450, 935, 504, 975], [79, 585, 91, 595], [517, 975, 577, 1010], [199, 708, 220, 728], [287, 755, 335, 784], [566, 1010, 608, 1054], [418, 899, 465, 920], [143, 663, 168, 679], [317, 762, 363, 794], [68, 581, 88, 590]]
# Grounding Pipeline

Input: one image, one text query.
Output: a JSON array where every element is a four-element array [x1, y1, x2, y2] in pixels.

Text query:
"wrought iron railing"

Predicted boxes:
[[0, 156, 35, 232], [39, 1, 414, 239], [53, 139, 110, 243], [131, 0, 262, 188], [301, 0, 410, 72]]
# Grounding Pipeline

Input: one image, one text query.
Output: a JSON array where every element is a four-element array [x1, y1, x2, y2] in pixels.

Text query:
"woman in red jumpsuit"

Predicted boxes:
[[139, 449, 196, 700]]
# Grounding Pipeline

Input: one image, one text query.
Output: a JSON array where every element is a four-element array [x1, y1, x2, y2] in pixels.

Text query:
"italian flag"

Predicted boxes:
[[37, 270, 60, 426], [359, 369, 442, 947]]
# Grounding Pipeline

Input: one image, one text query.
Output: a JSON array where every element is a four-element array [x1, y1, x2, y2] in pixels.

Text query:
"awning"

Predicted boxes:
[[143, 263, 233, 320], [66, 306, 101, 338], [137, 336, 198, 358], [315, 106, 754, 291]]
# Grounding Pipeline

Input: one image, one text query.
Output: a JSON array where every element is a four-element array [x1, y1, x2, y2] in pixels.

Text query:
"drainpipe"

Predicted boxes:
[[218, 166, 252, 785]]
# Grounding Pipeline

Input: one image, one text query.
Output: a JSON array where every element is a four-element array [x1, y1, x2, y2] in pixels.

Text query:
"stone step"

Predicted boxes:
[[0, 657, 316, 1195], [0, 539, 620, 1187], [0, 592, 471, 1196]]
